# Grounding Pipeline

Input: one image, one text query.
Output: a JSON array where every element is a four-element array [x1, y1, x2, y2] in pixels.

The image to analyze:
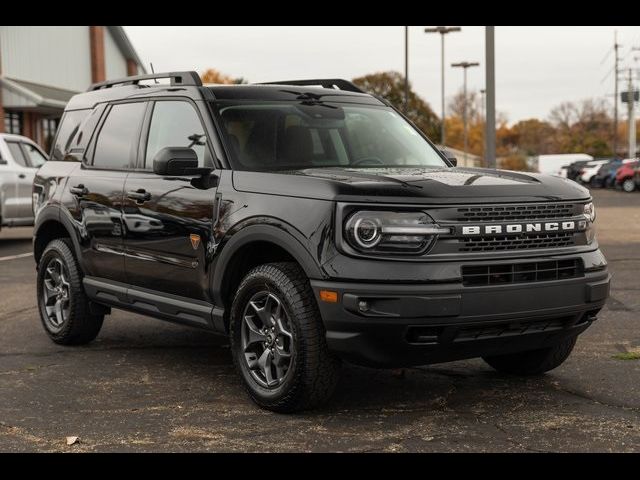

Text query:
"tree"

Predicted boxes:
[[510, 119, 556, 155], [548, 99, 615, 156], [200, 68, 246, 85], [352, 71, 440, 141]]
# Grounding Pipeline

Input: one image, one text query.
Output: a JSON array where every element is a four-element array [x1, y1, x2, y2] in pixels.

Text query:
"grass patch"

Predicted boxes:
[[612, 351, 640, 361]]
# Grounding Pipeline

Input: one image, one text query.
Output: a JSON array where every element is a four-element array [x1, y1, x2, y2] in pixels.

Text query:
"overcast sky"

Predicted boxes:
[[124, 26, 640, 124]]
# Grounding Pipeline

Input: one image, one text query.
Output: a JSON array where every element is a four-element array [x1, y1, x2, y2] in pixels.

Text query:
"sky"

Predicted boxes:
[[123, 26, 640, 124]]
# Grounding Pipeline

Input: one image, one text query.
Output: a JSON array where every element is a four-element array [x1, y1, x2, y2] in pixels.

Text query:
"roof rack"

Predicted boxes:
[[258, 78, 364, 94], [88, 71, 202, 91]]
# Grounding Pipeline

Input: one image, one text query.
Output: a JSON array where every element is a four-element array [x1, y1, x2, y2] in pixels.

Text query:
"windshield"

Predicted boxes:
[[215, 101, 448, 171]]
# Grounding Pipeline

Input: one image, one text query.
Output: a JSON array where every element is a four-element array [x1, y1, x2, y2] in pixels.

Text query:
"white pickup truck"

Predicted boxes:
[[0, 133, 48, 231]]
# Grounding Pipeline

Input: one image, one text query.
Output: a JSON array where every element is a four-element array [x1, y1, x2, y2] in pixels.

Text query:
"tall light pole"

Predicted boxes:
[[480, 88, 486, 163], [404, 26, 409, 113], [452, 61, 479, 165], [425, 26, 461, 146], [485, 26, 496, 168]]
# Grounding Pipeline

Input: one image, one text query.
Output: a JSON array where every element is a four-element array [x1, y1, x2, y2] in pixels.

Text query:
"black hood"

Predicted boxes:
[[233, 167, 591, 204]]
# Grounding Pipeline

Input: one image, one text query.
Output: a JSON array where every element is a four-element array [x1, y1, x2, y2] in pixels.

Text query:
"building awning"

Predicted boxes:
[[1, 77, 77, 112]]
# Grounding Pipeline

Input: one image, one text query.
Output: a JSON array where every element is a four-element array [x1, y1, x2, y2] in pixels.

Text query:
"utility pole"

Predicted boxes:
[[452, 61, 480, 165], [628, 68, 636, 158], [613, 31, 620, 158], [424, 26, 461, 146], [404, 26, 409, 114], [485, 26, 496, 168]]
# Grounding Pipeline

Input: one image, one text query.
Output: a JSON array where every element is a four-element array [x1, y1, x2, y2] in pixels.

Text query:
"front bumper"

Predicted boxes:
[[311, 253, 610, 367]]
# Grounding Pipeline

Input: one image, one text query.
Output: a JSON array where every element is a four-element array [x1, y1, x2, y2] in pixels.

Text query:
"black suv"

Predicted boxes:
[[33, 72, 610, 412]]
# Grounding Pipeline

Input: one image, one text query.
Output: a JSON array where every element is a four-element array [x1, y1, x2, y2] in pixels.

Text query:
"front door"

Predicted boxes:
[[5, 140, 39, 222], [67, 101, 147, 282], [122, 99, 218, 300]]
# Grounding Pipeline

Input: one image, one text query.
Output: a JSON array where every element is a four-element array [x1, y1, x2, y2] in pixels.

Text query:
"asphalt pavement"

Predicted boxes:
[[0, 189, 638, 452]]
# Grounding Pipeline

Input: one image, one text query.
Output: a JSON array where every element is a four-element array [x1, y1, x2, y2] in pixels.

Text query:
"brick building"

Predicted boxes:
[[0, 26, 145, 150]]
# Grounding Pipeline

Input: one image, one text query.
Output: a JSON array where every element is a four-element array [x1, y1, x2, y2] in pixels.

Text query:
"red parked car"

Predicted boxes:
[[615, 160, 639, 192]]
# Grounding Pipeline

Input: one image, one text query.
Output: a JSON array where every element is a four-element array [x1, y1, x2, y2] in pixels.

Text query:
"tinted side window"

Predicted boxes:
[[145, 101, 211, 168], [51, 109, 91, 161], [6, 142, 28, 167], [93, 102, 146, 170]]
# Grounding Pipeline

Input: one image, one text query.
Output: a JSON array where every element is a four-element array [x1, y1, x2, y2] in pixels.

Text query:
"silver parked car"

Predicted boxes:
[[0, 133, 48, 230]]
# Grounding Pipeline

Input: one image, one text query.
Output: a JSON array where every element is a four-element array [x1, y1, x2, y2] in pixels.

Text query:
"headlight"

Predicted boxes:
[[344, 210, 450, 255], [583, 202, 596, 222]]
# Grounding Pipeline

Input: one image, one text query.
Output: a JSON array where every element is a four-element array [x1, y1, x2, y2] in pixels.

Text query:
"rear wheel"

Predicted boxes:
[[622, 178, 636, 192], [37, 239, 104, 345], [230, 262, 340, 412], [483, 335, 577, 376]]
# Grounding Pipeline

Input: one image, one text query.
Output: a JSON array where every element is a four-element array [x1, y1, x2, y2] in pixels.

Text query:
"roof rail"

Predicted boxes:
[[88, 71, 202, 91], [258, 79, 364, 94]]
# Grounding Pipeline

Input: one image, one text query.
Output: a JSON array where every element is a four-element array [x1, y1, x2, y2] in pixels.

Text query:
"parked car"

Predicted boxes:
[[592, 159, 622, 188], [579, 159, 611, 186], [33, 72, 610, 412], [615, 160, 639, 192], [566, 160, 593, 181], [0, 133, 48, 231]]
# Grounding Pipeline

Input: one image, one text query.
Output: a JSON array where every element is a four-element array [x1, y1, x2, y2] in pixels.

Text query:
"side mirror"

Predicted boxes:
[[153, 147, 202, 176], [440, 149, 457, 166]]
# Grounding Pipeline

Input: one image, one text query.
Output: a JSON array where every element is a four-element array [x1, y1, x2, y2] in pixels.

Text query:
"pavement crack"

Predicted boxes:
[[493, 422, 551, 453]]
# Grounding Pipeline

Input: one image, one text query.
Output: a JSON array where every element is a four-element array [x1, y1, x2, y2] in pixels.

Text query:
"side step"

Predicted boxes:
[[83, 277, 225, 333]]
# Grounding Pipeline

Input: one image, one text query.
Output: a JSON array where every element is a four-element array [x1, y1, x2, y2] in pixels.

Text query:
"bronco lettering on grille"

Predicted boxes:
[[461, 221, 577, 236]]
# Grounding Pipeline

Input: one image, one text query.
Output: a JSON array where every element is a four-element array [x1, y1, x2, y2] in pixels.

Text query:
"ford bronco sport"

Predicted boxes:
[[33, 72, 610, 412]]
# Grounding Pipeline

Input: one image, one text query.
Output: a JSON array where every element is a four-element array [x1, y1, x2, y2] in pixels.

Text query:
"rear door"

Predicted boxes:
[[122, 99, 218, 299], [67, 101, 147, 283]]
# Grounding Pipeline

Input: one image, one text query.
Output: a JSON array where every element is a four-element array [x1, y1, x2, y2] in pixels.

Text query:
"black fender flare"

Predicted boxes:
[[33, 206, 85, 271], [211, 223, 324, 306]]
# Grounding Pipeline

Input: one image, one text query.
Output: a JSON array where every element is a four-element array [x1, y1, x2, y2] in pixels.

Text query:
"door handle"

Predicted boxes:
[[127, 189, 151, 203], [18, 173, 26, 179], [70, 184, 89, 196]]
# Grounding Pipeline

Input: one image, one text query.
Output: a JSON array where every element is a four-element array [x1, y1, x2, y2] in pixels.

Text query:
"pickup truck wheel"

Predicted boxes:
[[37, 239, 103, 345], [483, 335, 577, 376], [230, 262, 340, 412], [622, 178, 636, 192]]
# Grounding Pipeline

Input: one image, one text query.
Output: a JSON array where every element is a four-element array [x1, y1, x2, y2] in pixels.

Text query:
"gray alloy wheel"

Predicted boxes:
[[37, 239, 104, 345], [622, 178, 636, 192], [42, 257, 71, 332], [241, 291, 294, 388]]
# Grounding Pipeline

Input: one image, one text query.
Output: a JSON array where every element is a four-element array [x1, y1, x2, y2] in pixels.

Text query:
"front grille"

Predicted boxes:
[[459, 232, 575, 252], [456, 203, 575, 222], [462, 259, 583, 286]]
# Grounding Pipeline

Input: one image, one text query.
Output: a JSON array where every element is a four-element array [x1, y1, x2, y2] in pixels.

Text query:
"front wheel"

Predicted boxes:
[[230, 262, 340, 412], [37, 239, 104, 345], [622, 178, 636, 192], [483, 335, 577, 376]]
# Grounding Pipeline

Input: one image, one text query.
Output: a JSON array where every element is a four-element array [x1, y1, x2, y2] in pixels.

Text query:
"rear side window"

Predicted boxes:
[[92, 102, 146, 170], [144, 101, 211, 168], [51, 109, 91, 161], [6, 142, 28, 167]]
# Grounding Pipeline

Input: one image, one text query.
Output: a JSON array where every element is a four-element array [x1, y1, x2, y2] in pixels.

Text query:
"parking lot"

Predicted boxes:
[[0, 188, 638, 452]]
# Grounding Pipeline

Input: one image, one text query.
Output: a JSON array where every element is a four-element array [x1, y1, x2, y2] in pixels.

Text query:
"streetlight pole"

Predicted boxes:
[[425, 26, 461, 146], [404, 26, 409, 114], [452, 61, 479, 166], [485, 26, 496, 168]]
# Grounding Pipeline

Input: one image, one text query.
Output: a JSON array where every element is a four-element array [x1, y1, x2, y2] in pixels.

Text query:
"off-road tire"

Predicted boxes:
[[37, 239, 104, 345], [230, 262, 340, 412], [483, 335, 577, 376]]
